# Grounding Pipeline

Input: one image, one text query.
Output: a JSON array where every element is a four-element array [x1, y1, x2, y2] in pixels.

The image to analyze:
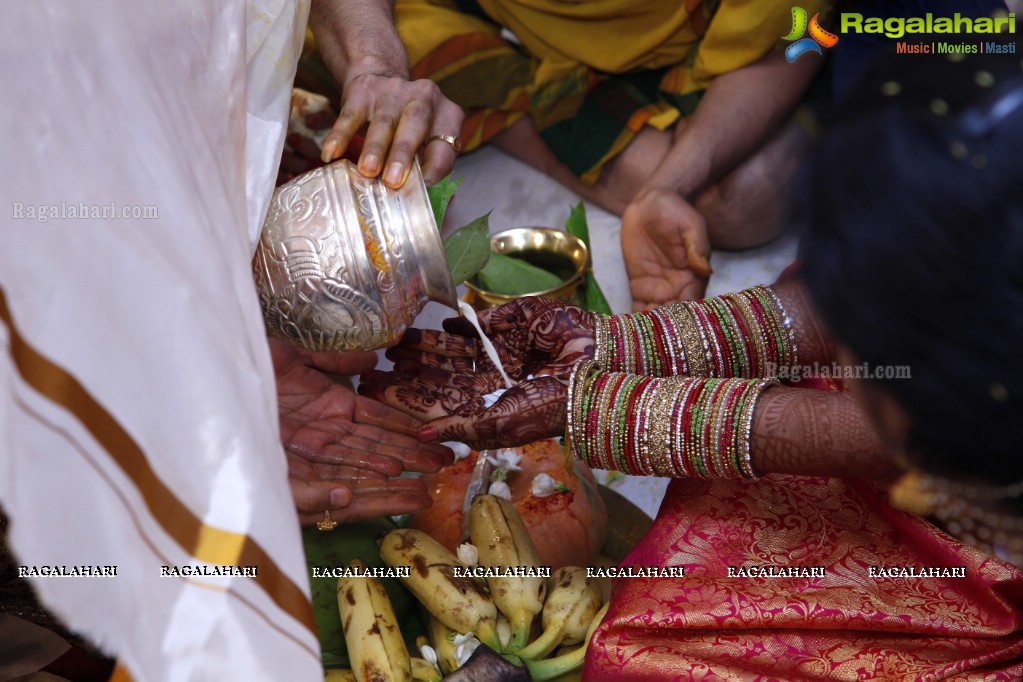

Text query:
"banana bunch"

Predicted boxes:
[[468, 495, 546, 650], [379, 528, 502, 652], [516, 567, 603, 660], [523, 603, 609, 682], [367, 496, 610, 681]]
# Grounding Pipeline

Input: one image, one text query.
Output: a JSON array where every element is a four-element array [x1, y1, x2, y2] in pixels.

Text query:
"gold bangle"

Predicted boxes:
[[667, 302, 709, 378], [670, 378, 699, 477]]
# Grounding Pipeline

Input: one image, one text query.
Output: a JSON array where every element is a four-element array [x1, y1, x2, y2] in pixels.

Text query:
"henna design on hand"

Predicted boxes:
[[751, 386, 899, 480], [391, 375, 484, 419], [472, 377, 569, 448], [359, 298, 595, 447], [773, 279, 838, 367], [429, 376, 569, 450]]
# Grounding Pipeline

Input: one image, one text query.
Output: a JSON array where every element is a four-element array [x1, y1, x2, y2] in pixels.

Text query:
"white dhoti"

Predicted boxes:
[[0, 0, 321, 679]]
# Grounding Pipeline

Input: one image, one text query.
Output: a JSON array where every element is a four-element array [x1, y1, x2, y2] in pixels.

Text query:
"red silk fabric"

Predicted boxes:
[[584, 475, 1023, 680]]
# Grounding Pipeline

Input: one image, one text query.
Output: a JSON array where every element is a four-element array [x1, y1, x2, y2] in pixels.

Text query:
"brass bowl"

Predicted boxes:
[[464, 227, 589, 309]]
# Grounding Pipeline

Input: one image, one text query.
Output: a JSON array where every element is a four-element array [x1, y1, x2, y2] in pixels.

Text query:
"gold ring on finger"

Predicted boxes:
[[428, 134, 462, 153], [316, 509, 338, 532]]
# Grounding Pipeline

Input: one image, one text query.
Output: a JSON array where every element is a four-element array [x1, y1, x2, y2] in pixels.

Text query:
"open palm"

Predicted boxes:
[[270, 337, 452, 524], [622, 188, 713, 309]]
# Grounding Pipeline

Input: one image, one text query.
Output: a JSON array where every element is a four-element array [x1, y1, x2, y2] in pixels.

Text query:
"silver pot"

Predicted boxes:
[[253, 159, 458, 352]]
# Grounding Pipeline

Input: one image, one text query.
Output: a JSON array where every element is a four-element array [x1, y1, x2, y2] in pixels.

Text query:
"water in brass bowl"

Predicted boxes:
[[464, 227, 589, 309]]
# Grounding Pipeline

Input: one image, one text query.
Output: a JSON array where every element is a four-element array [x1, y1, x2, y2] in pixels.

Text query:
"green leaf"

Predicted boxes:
[[563, 202, 613, 314], [565, 201, 589, 244], [475, 252, 564, 295], [303, 518, 414, 669], [444, 212, 492, 283], [583, 272, 613, 315], [427, 175, 462, 229]]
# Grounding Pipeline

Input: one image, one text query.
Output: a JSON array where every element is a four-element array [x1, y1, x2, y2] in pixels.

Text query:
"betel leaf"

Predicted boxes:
[[427, 175, 462, 230], [303, 519, 415, 669], [565, 201, 589, 245], [475, 252, 564, 295], [443, 211, 492, 283], [564, 202, 613, 314], [582, 271, 612, 315]]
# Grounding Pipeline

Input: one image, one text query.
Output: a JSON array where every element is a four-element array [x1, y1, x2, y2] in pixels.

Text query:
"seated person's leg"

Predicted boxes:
[[692, 117, 810, 250]]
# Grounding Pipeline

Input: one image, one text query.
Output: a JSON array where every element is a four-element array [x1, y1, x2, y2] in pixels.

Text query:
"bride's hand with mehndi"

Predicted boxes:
[[357, 297, 595, 449]]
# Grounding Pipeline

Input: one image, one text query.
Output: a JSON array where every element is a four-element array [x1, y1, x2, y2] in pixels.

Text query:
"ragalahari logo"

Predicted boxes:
[[783, 7, 839, 62]]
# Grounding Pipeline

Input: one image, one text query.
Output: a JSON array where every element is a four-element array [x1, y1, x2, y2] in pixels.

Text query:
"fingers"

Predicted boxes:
[[384, 94, 434, 187], [358, 109, 398, 179], [298, 347, 379, 376], [395, 327, 477, 358], [358, 369, 485, 422], [392, 441, 455, 473], [295, 477, 434, 525], [292, 462, 387, 482], [288, 422, 451, 475], [420, 98, 464, 186], [389, 361, 494, 395], [632, 298, 653, 313], [418, 377, 567, 449], [285, 439, 404, 477], [290, 478, 351, 517], [350, 391, 427, 436], [472, 298, 543, 334], [386, 346, 476, 374], [323, 75, 464, 189], [268, 336, 378, 377], [682, 217, 713, 277], [441, 315, 478, 338], [680, 277, 710, 301], [417, 104, 466, 184], [321, 105, 365, 164]]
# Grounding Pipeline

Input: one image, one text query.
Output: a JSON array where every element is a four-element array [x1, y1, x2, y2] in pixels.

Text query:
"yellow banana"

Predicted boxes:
[[336, 559, 411, 682], [324, 670, 355, 682], [525, 603, 609, 682], [425, 615, 459, 674], [516, 566, 603, 659], [379, 528, 501, 650], [469, 494, 546, 650], [410, 657, 442, 682]]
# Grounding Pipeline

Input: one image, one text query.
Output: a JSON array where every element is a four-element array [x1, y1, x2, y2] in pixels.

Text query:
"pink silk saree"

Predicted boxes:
[[584, 474, 1023, 680]]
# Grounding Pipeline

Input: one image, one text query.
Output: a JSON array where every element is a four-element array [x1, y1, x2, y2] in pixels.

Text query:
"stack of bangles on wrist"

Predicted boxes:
[[591, 285, 798, 378], [566, 360, 777, 479]]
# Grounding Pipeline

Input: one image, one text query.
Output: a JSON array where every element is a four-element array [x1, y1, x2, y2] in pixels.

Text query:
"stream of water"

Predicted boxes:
[[458, 300, 514, 389]]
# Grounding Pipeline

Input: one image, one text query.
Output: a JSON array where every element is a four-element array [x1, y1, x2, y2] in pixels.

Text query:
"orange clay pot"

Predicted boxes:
[[408, 439, 608, 570]]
